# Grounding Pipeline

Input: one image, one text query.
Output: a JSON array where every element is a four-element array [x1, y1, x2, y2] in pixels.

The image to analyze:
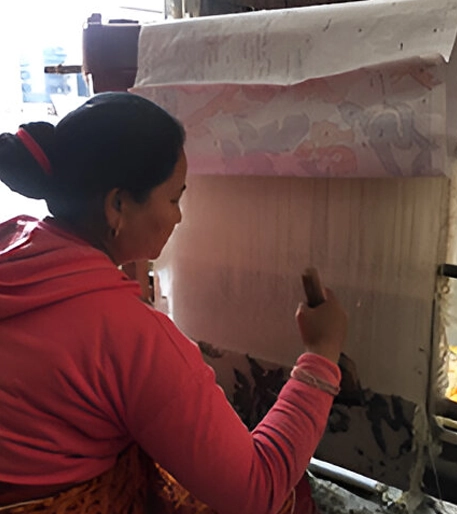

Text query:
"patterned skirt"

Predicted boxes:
[[0, 446, 299, 514]]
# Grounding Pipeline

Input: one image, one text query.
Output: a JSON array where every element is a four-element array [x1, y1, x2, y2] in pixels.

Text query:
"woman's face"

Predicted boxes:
[[110, 150, 187, 264]]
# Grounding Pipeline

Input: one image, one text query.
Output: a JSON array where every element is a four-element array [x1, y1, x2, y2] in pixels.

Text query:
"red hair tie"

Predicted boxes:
[[16, 128, 52, 176]]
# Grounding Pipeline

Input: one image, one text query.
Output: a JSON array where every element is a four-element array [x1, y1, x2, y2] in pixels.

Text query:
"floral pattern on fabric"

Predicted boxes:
[[132, 55, 446, 178]]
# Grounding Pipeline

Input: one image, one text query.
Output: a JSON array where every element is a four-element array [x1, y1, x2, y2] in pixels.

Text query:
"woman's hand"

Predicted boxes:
[[295, 288, 347, 364]]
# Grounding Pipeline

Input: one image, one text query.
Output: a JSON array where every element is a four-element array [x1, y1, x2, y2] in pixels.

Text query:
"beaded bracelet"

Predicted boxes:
[[290, 366, 340, 397]]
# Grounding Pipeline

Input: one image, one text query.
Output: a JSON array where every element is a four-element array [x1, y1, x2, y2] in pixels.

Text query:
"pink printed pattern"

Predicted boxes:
[[131, 56, 445, 178]]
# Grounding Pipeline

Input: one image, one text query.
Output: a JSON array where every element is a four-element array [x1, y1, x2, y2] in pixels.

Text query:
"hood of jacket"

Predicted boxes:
[[0, 216, 140, 320]]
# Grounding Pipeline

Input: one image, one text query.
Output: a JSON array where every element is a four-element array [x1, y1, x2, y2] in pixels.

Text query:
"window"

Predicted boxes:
[[431, 264, 457, 443], [0, 0, 164, 222]]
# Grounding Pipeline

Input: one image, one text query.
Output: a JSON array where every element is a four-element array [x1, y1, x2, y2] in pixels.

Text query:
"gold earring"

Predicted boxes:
[[111, 227, 120, 239]]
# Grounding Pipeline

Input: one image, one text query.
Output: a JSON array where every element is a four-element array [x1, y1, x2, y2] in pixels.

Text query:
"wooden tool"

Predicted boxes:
[[301, 267, 326, 308]]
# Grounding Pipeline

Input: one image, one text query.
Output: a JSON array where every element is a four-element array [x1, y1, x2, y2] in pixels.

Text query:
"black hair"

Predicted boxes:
[[0, 92, 186, 222]]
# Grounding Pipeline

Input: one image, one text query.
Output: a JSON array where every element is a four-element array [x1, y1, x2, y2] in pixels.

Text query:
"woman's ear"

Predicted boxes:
[[104, 188, 123, 235]]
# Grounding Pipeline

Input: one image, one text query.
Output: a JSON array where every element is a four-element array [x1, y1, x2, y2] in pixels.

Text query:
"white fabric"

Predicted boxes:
[[135, 0, 457, 87], [131, 0, 457, 178]]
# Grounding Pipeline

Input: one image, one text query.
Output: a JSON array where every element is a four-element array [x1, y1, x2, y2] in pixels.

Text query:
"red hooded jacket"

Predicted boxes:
[[0, 216, 339, 514]]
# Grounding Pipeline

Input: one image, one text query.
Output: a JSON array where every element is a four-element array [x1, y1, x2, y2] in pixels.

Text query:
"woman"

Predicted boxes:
[[0, 92, 347, 513]]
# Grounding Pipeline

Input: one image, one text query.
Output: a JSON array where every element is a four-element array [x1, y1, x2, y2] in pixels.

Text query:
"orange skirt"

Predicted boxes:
[[0, 446, 297, 514]]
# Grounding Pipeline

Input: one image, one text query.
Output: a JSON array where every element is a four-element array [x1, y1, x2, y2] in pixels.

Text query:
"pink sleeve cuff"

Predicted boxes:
[[295, 353, 341, 387]]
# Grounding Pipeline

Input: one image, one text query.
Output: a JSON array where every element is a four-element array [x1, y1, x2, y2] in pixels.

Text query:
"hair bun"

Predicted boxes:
[[0, 122, 56, 200]]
